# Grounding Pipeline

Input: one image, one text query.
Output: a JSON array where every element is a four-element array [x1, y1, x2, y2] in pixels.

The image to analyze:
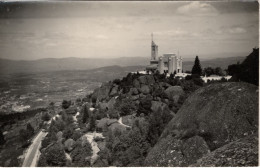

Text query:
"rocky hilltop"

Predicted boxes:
[[22, 49, 258, 167], [145, 82, 258, 166], [84, 69, 258, 167]]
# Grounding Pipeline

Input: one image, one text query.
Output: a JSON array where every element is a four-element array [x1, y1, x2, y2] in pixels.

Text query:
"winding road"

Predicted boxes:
[[22, 131, 48, 167]]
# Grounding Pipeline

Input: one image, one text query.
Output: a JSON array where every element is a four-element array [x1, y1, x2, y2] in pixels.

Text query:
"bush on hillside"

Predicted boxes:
[[42, 112, 51, 121], [137, 96, 153, 116], [40, 143, 67, 166], [62, 100, 71, 109], [185, 75, 192, 80], [115, 98, 137, 116], [71, 140, 92, 166]]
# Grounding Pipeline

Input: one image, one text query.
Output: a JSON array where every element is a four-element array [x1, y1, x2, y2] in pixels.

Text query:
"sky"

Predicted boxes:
[[0, 1, 258, 60]]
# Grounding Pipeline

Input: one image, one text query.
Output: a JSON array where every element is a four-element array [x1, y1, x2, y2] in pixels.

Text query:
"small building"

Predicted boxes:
[[146, 34, 182, 74]]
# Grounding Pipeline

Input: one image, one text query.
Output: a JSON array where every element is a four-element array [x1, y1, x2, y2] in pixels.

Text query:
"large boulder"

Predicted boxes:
[[64, 138, 75, 152], [110, 85, 119, 97], [139, 85, 151, 95], [92, 83, 112, 102], [106, 119, 118, 126], [97, 118, 109, 131], [159, 82, 172, 89], [107, 97, 116, 110], [146, 75, 155, 84], [108, 122, 127, 133], [133, 79, 140, 88], [98, 102, 108, 111], [164, 86, 184, 102], [129, 88, 139, 95], [138, 76, 147, 85], [130, 95, 139, 101], [145, 82, 258, 167], [151, 101, 168, 113], [192, 133, 258, 167], [145, 135, 210, 166]]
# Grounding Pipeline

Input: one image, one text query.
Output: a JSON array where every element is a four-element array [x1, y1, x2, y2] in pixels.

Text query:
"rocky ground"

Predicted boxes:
[[144, 82, 258, 166]]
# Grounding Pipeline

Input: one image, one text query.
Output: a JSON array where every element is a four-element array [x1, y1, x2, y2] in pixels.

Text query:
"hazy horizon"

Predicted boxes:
[[0, 1, 258, 60]]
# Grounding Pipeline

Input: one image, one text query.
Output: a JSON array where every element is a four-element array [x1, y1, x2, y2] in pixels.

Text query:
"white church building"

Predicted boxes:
[[146, 34, 182, 74]]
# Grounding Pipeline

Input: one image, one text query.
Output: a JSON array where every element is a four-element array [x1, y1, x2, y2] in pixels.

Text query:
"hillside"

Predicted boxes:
[[0, 57, 149, 74], [145, 82, 258, 166], [0, 56, 245, 74]]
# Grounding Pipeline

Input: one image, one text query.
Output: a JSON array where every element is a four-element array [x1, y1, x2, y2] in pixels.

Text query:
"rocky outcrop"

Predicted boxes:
[[133, 79, 140, 88], [192, 133, 258, 167], [92, 83, 112, 102], [138, 75, 155, 85], [145, 82, 258, 167], [64, 138, 75, 152], [139, 85, 151, 95], [129, 88, 139, 95], [151, 101, 168, 113], [138, 76, 147, 85], [164, 86, 184, 103], [145, 135, 210, 166], [109, 85, 119, 97]]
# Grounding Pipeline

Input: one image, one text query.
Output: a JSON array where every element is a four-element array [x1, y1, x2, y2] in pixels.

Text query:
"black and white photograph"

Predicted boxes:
[[0, 0, 258, 167]]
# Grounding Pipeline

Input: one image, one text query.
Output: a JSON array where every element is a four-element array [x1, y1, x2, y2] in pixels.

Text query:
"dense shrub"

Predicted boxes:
[[137, 96, 152, 116], [185, 75, 192, 80], [89, 115, 96, 132], [147, 107, 173, 146], [42, 112, 51, 121], [71, 140, 92, 166], [40, 143, 67, 166], [82, 104, 89, 123], [63, 127, 74, 140], [62, 100, 71, 109], [115, 98, 137, 116], [0, 130, 5, 145], [105, 118, 150, 166]]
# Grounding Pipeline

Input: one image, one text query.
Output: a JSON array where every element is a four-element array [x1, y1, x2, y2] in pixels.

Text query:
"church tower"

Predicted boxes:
[[151, 33, 158, 61]]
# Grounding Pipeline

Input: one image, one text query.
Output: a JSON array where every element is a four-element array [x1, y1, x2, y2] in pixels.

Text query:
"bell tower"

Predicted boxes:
[[151, 33, 158, 61]]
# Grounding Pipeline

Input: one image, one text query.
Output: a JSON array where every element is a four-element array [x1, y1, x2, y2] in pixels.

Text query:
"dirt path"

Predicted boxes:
[[84, 132, 104, 165], [118, 117, 131, 128]]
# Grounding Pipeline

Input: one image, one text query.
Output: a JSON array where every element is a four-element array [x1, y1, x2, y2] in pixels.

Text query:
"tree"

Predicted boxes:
[[239, 48, 259, 85], [71, 140, 92, 166], [0, 129, 6, 145], [137, 96, 152, 116], [63, 127, 74, 140], [227, 48, 259, 86], [42, 112, 51, 121], [42, 143, 67, 166], [203, 67, 214, 76], [214, 67, 224, 76], [82, 105, 89, 123], [26, 123, 34, 136], [19, 129, 29, 141], [115, 98, 137, 116], [227, 63, 240, 76], [89, 116, 96, 132], [62, 100, 71, 109], [192, 56, 202, 76]]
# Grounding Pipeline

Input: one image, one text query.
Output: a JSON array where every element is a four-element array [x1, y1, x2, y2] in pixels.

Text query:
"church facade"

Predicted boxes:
[[146, 35, 182, 74]]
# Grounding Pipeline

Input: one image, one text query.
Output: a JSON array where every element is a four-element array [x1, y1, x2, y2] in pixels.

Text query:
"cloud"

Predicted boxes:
[[216, 26, 247, 34], [176, 2, 219, 16]]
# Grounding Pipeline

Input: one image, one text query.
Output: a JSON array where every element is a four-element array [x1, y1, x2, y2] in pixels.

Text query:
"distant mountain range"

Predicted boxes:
[[0, 56, 246, 74]]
